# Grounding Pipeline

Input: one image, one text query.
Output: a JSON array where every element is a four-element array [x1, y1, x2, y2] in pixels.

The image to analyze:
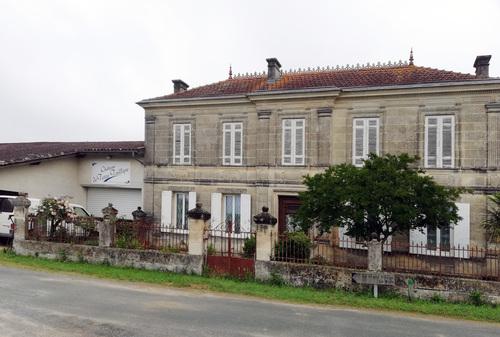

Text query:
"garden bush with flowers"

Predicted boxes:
[[37, 197, 77, 238]]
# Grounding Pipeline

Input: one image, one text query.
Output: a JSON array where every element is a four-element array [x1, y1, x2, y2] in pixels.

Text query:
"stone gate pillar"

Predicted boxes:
[[367, 236, 383, 272], [12, 193, 31, 252], [187, 203, 211, 256], [253, 206, 277, 261], [99, 203, 118, 247]]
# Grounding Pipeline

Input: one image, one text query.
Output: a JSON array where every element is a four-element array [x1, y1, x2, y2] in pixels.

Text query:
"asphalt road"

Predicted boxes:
[[0, 266, 498, 337]]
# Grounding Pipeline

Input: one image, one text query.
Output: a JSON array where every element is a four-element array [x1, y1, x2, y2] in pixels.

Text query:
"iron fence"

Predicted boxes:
[[205, 222, 255, 257], [26, 216, 99, 245], [271, 233, 500, 281], [114, 220, 189, 252]]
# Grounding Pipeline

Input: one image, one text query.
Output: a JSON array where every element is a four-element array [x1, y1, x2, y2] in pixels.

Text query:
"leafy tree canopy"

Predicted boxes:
[[295, 154, 464, 242], [483, 192, 500, 243]]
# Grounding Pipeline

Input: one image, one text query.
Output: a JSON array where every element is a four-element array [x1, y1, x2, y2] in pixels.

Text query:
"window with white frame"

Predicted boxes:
[[160, 191, 196, 231], [352, 118, 379, 166], [222, 122, 243, 165], [425, 115, 454, 168], [174, 192, 189, 230], [282, 119, 305, 165], [223, 194, 241, 232], [173, 124, 191, 165], [210, 192, 251, 233], [409, 203, 470, 258]]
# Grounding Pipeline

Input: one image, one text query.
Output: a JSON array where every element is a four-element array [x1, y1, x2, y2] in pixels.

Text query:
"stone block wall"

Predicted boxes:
[[14, 240, 203, 275], [256, 260, 500, 303]]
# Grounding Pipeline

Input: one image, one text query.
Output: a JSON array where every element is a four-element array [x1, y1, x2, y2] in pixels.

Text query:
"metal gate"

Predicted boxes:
[[205, 223, 255, 279]]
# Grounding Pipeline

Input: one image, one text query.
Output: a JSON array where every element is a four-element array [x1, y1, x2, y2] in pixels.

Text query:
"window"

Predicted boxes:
[[409, 203, 470, 257], [210, 192, 251, 233], [425, 115, 454, 168], [427, 225, 451, 251], [173, 124, 191, 165], [352, 118, 379, 166], [175, 192, 189, 229], [223, 122, 243, 165], [160, 191, 196, 231], [282, 119, 305, 165], [224, 194, 241, 232], [0, 198, 14, 213]]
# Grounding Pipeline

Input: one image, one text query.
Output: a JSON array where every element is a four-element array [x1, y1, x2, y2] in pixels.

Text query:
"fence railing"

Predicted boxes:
[[114, 220, 188, 252], [26, 216, 99, 245], [271, 233, 500, 281], [205, 225, 255, 258]]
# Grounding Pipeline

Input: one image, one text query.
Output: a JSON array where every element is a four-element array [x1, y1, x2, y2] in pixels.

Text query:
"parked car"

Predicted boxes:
[[0, 195, 90, 239]]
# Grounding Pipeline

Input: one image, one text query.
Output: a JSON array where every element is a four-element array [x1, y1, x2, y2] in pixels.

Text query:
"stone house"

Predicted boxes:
[[138, 54, 500, 250]]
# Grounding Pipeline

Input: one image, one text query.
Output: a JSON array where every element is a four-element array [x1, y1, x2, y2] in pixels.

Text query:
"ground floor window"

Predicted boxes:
[[175, 192, 189, 230], [224, 194, 241, 233], [427, 225, 451, 251]]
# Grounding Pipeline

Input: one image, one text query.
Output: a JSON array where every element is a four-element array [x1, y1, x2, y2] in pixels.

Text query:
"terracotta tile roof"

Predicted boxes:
[[146, 64, 479, 101], [0, 141, 144, 167]]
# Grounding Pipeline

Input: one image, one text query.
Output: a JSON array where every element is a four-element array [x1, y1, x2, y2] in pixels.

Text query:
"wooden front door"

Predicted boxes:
[[278, 196, 301, 234]]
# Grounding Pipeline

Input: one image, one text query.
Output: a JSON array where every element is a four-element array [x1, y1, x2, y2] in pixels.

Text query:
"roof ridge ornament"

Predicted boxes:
[[409, 48, 414, 65]]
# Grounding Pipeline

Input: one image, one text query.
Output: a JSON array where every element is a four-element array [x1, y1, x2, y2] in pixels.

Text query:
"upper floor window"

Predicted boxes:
[[425, 115, 454, 168], [173, 124, 191, 165], [352, 118, 379, 166], [282, 119, 305, 165], [223, 122, 243, 165]]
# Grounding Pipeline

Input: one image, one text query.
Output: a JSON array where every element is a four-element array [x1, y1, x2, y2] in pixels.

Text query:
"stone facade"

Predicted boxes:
[[138, 58, 500, 248]]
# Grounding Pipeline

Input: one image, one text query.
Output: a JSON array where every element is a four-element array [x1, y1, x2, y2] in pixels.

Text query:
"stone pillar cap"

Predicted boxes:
[[12, 194, 31, 208], [187, 203, 211, 221], [102, 203, 118, 217], [253, 206, 277, 225]]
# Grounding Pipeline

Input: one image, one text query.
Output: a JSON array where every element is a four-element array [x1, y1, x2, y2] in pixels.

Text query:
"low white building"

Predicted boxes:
[[0, 141, 144, 219]]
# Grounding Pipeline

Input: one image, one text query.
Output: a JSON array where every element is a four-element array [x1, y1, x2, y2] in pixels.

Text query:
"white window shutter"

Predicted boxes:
[[210, 192, 222, 229], [453, 202, 470, 258], [188, 192, 196, 210], [184, 125, 191, 164], [234, 127, 242, 164], [223, 126, 231, 164], [353, 119, 365, 166], [161, 191, 172, 231], [442, 117, 453, 168], [426, 117, 438, 167], [368, 119, 378, 155], [174, 125, 181, 164], [240, 194, 251, 232], [294, 122, 304, 165], [283, 127, 292, 164]]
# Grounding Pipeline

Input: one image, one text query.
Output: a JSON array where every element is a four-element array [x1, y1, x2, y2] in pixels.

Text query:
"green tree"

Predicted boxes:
[[295, 154, 464, 242], [483, 192, 500, 243]]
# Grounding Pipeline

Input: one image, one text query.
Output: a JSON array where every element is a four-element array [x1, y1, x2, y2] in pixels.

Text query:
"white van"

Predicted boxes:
[[0, 195, 90, 239]]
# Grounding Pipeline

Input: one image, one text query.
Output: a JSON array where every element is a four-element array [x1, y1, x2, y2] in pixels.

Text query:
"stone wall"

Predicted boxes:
[[14, 240, 203, 275], [256, 260, 500, 303]]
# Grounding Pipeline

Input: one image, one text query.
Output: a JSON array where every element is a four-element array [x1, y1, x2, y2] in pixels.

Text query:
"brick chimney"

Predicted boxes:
[[266, 58, 282, 83], [473, 55, 491, 79], [172, 79, 189, 93]]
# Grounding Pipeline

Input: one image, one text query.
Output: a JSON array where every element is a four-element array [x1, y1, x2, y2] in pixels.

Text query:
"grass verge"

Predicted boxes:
[[0, 251, 498, 323]]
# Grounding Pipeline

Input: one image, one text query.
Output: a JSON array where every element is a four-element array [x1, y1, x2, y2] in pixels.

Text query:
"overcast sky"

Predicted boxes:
[[1, 0, 499, 143]]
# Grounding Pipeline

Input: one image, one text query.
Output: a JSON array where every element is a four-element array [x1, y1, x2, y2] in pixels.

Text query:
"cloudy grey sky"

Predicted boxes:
[[1, 0, 499, 143]]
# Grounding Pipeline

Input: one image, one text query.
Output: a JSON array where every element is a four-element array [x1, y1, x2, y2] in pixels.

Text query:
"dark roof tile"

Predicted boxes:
[[0, 141, 144, 167]]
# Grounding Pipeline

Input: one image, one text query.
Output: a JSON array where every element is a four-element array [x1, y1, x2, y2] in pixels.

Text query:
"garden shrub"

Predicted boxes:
[[274, 231, 312, 261]]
